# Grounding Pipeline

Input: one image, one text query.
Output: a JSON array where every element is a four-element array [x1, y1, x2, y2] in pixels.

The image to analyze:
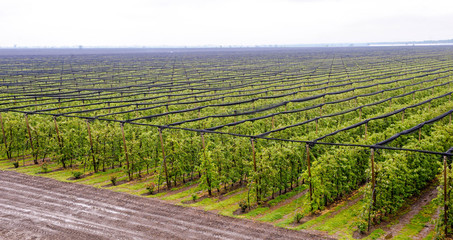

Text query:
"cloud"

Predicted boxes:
[[0, 0, 452, 47]]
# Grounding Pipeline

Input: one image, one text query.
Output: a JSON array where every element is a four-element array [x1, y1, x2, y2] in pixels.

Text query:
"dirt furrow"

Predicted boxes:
[[0, 170, 333, 240]]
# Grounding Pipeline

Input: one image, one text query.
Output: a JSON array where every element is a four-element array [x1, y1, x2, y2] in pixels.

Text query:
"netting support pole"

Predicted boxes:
[[158, 128, 170, 189], [419, 127, 421, 143], [315, 119, 318, 134], [201, 133, 212, 196], [371, 148, 376, 208], [120, 123, 131, 181], [25, 114, 37, 164], [86, 120, 97, 173], [444, 155, 448, 236], [306, 144, 312, 202], [365, 122, 368, 141], [53, 116, 62, 149], [251, 138, 259, 203], [0, 113, 8, 159]]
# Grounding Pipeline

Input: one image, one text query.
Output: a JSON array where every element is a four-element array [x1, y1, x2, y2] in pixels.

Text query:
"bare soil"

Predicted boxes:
[[353, 184, 438, 239], [0, 170, 333, 240], [382, 184, 438, 239]]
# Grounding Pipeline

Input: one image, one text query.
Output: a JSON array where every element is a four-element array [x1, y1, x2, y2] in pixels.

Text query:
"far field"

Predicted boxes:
[[0, 47, 452, 239]]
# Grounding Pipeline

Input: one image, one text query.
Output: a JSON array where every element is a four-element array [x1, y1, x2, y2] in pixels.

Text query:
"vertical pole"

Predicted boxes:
[[251, 138, 258, 202], [272, 115, 275, 129], [319, 106, 323, 116], [419, 127, 421, 143], [359, 108, 362, 120], [53, 116, 62, 148], [365, 122, 368, 141], [371, 148, 376, 208], [251, 138, 257, 172], [306, 144, 312, 202], [158, 128, 170, 189], [86, 120, 97, 173], [201, 133, 211, 196], [315, 119, 318, 134], [444, 155, 448, 236], [120, 123, 131, 180], [25, 114, 37, 164], [0, 113, 8, 158]]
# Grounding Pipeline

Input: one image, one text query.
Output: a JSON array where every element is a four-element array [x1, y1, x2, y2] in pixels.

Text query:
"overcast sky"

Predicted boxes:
[[0, 0, 452, 47]]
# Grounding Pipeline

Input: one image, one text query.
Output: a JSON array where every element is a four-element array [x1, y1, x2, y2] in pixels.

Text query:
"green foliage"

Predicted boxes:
[[294, 212, 304, 223], [145, 182, 155, 194], [72, 171, 83, 179], [41, 163, 49, 173], [239, 200, 249, 212], [110, 176, 117, 186], [191, 193, 198, 202]]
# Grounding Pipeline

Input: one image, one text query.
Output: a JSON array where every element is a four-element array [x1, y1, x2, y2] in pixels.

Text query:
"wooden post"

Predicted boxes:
[[444, 155, 448, 236], [365, 122, 368, 141], [316, 119, 318, 134], [251, 138, 257, 172], [0, 113, 8, 158], [25, 114, 37, 164], [158, 128, 170, 189], [53, 116, 62, 148], [371, 148, 376, 208], [251, 138, 258, 202], [86, 120, 97, 173], [306, 144, 312, 202], [201, 133, 212, 196], [419, 127, 421, 143], [120, 123, 131, 180]]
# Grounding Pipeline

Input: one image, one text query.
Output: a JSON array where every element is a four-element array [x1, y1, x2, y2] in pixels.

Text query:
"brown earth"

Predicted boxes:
[[0, 170, 334, 240]]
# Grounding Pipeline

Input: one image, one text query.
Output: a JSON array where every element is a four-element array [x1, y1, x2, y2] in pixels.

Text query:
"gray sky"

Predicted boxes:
[[1, 0, 452, 47]]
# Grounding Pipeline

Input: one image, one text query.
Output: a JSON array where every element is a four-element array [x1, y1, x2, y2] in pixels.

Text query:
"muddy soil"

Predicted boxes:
[[0, 170, 333, 240]]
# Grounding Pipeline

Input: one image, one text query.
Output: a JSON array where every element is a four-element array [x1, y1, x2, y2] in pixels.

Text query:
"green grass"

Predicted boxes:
[[0, 158, 441, 240], [392, 198, 438, 239]]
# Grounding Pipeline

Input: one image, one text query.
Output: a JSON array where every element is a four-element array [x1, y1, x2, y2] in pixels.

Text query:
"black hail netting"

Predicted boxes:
[[0, 47, 452, 157]]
